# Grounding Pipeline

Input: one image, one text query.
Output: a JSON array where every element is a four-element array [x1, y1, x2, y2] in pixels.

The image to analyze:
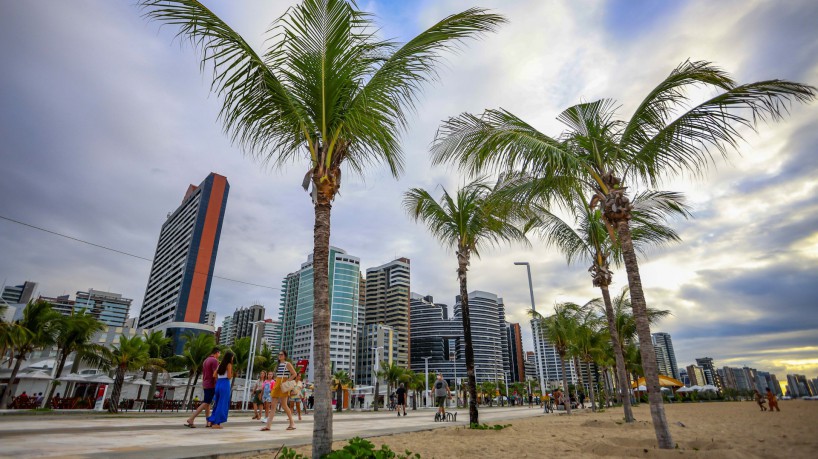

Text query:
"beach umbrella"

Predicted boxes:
[[689, 385, 703, 391], [676, 386, 692, 393], [19, 370, 54, 380], [129, 378, 152, 386], [701, 384, 719, 392], [59, 373, 89, 382], [85, 374, 114, 384]]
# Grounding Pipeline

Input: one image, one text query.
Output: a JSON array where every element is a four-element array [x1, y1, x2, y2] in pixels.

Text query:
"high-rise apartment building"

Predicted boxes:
[[219, 315, 234, 346], [204, 311, 217, 327], [263, 319, 281, 349], [787, 374, 815, 397], [695, 357, 721, 388], [686, 365, 706, 386], [409, 294, 465, 383], [357, 323, 398, 387], [2, 281, 37, 305], [278, 247, 361, 380], [39, 289, 132, 327], [651, 332, 679, 379], [363, 258, 410, 369], [231, 304, 265, 341], [524, 351, 538, 381], [531, 318, 577, 388], [75, 289, 131, 327], [138, 173, 228, 351], [506, 322, 525, 383]]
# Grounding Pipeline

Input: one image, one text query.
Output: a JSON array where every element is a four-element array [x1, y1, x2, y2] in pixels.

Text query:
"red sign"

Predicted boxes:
[[296, 359, 309, 375]]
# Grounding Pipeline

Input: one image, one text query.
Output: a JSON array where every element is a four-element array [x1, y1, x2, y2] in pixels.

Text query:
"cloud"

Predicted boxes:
[[0, 0, 816, 380]]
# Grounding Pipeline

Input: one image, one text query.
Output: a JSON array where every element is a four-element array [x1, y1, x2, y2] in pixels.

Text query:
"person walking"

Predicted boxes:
[[754, 389, 767, 411], [206, 350, 234, 429], [433, 374, 451, 418], [261, 350, 297, 431], [766, 388, 780, 412], [553, 389, 562, 412], [396, 383, 407, 416], [261, 372, 273, 423], [288, 373, 305, 421], [543, 392, 551, 413], [251, 371, 265, 420], [185, 347, 220, 428]]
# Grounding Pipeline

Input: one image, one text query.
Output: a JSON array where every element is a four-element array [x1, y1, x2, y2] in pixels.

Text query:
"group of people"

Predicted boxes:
[[754, 388, 781, 412], [184, 347, 304, 431]]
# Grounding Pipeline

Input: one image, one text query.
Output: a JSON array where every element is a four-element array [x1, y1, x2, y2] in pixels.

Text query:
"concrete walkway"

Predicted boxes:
[[0, 407, 546, 458]]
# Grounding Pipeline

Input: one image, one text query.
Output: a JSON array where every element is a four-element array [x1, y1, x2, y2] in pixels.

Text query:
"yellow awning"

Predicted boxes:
[[631, 375, 684, 388]]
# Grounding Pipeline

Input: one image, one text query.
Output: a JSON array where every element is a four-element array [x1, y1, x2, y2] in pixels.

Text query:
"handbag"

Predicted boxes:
[[281, 379, 297, 392]]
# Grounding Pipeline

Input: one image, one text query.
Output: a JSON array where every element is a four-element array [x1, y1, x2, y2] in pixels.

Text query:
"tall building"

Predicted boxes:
[[695, 357, 721, 388], [219, 316, 234, 346], [262, 319, 281, 349], [787, 374, 815, 397], [278, 247, 361, 380], [363, 258, 410, 368], [231, 304, 265, 341], [506, 322, 525, 382], [2, 281, 37, 305], [75, 289, 132, 327], [408, 294, 465, 383], [138, 173, 228, 351], [204, 311, 217, 327], [686, 365, 706, 386], [651, 332, 679, 379], [531, 318, 577, 388], [40, 289, 132, 327], [524, 351, 538, 381], [357, 323, 398, 387]]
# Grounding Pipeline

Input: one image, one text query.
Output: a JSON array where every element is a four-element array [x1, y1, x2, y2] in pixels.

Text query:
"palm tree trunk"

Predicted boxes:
[[44, 349, 69, 408], [373, 380, 380, 411], [600, 285, 634, 422], [136, 370, 147, 400], [182, 372, 194, 408], [615, 218, 673, 448], [187, 370, 201, 408], [0, 353, 25, 409], [573, 356, 585, 403], [559, 354, 572, 414], [148, 370, 159, 401], [312, 199, 333, 458], [108, 366, 126, 413], [458, 250, 479, 426], [587, 361, 596, 412]]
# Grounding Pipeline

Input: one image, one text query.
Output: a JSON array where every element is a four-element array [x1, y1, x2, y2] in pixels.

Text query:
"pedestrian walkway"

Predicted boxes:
[[0, 407, 544, 458]]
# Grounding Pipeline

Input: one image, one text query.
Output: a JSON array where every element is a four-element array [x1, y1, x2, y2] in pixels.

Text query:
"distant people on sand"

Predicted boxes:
[[766, 388, 780, 412], [754, 390, 767, 411], [396, 383, 407, 416], [206, 350, 234, 429], [261, 350, 297, 431], [185, 347, 220, 428]]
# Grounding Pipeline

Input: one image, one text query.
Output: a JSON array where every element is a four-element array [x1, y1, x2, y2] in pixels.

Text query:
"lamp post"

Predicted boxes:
[[514, 262, 547, 412], [372, 346, 382, 410], [422, 356, 432, 408], [450, 351, 457, 407], [241, 320, 265, 411], [504, 370, 510, 405]]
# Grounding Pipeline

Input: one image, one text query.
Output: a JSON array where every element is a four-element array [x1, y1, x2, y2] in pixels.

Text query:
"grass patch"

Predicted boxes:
[[278, 437, 421, 459], [469, 423, 511, 430]]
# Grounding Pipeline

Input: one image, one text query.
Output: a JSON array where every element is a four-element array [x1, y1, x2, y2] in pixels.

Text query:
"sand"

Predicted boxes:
[[264, 401, 818, 458]]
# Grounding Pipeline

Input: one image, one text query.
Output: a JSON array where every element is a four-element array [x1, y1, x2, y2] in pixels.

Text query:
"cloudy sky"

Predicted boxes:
[[1, 0, 816, 385]]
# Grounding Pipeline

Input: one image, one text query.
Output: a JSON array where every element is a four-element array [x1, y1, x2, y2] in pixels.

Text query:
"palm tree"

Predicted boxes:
[[404, 178, 528, 425], [256, 343, 275, 373], [0, 300, 61, 409], [103, 335, 150, 413], [138, 1, 505, 454], [532, 302, 581, 414], [526, 189, 689, 421], [382, 362, 404, 404], [43, 311, 107, 407], [570, 303, 605, 412], [180, 333, 217, 408], [230, 337, 252, 391], [332, 370, 352, 412], [433, 61, 815, 447], [140, 331, 171, 401]]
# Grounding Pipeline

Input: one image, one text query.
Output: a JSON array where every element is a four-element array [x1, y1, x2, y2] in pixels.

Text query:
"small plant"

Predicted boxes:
[[277, 438, 421, 459], [469, 423, 511, 430]]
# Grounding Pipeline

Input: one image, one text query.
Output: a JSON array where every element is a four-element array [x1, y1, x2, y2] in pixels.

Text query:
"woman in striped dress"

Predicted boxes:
[[261, 350, 296, 431]]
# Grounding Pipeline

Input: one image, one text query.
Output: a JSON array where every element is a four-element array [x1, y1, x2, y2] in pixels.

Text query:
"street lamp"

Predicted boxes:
[[242, 320, 265, 411], [450, 351, 458, 407], [372, 346, 383, 409], [514, 261, 547, 412], [422, 356, 432, 408]]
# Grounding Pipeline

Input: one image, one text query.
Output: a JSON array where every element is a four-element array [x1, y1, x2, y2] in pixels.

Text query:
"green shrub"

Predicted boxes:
[[277, 438, 421, 459], [469, 423, 511, 430]]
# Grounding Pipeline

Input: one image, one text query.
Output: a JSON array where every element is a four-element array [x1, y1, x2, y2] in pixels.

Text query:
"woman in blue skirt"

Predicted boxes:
[[207, 350, 234, 429]]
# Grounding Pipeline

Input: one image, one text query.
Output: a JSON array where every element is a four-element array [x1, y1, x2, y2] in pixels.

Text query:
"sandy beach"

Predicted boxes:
[[268, 401, 818, 458]]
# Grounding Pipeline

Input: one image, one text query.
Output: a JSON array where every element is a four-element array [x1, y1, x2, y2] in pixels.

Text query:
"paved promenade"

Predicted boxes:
[[0, 406, 545, 458]]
